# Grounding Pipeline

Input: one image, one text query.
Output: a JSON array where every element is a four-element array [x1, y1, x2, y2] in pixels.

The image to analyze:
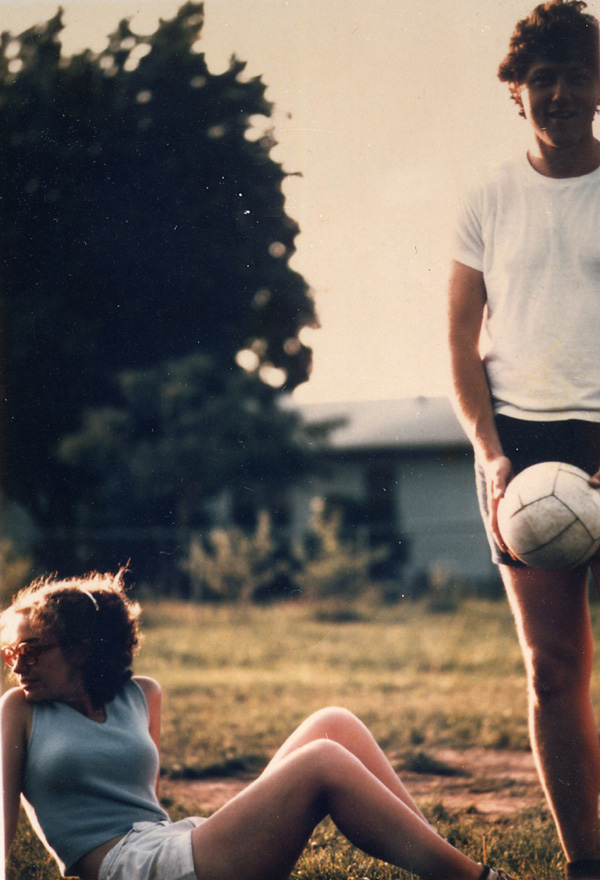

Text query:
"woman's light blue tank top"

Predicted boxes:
[[22, 678, 169, 875]]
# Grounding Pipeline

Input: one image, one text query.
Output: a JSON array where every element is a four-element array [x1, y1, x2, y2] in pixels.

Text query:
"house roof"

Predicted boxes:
[[291, 396, 470, 451]]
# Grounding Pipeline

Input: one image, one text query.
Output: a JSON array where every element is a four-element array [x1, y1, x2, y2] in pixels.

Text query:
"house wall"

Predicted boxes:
[[395, 451, 496, 586], [287, 464, 367, 545], [287, 448, 498, 588]]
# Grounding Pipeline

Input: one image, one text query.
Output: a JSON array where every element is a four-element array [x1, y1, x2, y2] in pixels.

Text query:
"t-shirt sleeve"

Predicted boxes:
[[451, 183, 484, 272]]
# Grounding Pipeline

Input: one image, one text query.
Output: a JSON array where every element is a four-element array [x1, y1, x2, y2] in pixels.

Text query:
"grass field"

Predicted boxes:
[[8, 596, 600, 879]]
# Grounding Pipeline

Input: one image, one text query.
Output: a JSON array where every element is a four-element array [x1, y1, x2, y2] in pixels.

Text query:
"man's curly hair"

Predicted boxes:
[[0, 570, 141, 708], [498, 0, 600, 115]]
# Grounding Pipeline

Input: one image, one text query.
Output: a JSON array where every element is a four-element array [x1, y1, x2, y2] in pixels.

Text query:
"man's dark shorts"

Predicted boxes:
[[475, 415, 600, 567]]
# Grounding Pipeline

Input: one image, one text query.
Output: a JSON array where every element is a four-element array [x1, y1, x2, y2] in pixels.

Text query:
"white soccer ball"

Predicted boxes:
[[497, 461, 600, 570]]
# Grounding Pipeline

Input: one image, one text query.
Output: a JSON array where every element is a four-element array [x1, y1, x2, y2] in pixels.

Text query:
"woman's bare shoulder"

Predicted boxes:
[[1, 686, 31, 713], [132, 677, 162, 734], [132, 676, 162, 703], [1, 687, 32, 737], [133, 675, 161, 693]]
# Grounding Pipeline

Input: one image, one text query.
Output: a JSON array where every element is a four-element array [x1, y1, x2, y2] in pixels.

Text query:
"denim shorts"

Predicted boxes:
[[476, 415, 600, 567], [98, 818, 206, 880]]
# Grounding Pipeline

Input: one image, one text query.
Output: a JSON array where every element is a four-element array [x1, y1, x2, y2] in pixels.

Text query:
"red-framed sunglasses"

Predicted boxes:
[[1, 641, 59, 670]]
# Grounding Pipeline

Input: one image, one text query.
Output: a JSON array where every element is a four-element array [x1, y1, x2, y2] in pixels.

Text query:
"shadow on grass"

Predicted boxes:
[[401, 750, 470, 777], [167, 753, 267, 780]]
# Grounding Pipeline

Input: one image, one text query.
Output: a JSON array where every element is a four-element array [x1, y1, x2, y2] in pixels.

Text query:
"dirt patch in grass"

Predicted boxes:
[[163, 748, 545, 820], [399, 748, 544, 817]]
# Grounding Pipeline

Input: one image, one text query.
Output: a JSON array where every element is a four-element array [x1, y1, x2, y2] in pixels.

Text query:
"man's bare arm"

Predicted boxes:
[[447, 259, 512, 547]]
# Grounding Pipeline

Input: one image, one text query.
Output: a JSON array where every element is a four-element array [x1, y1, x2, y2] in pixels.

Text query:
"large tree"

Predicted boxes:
[[0, 2, 317, 526]]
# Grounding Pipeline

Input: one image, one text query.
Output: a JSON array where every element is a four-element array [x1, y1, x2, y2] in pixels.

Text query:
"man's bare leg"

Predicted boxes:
[[502, 564, 600, 869]]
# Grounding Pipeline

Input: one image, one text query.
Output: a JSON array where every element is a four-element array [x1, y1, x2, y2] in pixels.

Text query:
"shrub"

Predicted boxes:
[[293, 499, 389, 602], [184, 511, 292, 603]]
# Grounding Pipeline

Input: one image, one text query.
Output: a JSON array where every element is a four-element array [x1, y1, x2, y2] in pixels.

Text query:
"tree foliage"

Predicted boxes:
[[59, 353, 328, 531], [0, 2, 317, 525]]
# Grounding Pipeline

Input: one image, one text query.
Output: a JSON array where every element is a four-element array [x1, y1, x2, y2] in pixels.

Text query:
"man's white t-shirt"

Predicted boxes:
[[453, 155, 600, 422]]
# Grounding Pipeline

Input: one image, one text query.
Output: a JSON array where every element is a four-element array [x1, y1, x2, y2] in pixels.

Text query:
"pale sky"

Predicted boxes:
[[3, 0, 599, 403]]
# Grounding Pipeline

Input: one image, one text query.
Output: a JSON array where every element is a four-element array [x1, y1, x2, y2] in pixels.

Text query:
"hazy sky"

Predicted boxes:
[[4, 0, 599, 403]]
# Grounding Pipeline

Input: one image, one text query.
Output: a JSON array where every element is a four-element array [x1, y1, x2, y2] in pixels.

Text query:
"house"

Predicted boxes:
[[287, 396, 499, 590]]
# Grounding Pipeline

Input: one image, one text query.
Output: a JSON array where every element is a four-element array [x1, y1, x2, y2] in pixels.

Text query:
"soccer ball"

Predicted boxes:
[[497, 461, 600, 570]]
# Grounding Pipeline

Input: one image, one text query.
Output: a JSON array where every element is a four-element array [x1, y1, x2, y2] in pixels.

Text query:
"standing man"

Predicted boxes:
[[448, 2, 600, 878]]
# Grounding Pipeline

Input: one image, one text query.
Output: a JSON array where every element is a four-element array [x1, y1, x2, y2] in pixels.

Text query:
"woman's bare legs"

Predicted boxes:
[[265, 706, 428, 821], [190, 710, 484, 880]]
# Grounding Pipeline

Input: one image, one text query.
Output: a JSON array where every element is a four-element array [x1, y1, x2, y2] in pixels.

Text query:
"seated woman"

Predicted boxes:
[[1, 571, 516, 880]]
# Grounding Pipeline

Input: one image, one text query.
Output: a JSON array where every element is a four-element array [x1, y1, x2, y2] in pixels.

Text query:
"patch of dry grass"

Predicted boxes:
[[138, 598, 530, 776], [10, 596, 600, 879]]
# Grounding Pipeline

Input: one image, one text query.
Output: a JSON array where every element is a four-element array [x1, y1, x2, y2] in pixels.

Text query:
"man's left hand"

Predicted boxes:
[[589, 467, 600, 488]]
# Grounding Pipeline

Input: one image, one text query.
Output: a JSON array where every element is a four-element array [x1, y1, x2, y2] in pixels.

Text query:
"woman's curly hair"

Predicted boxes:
[[0, 570, 141, 708], [498, 0, 600, 114]]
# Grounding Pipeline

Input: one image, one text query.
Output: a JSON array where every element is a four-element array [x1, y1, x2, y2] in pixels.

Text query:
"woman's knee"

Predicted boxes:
[[302, 706, 362, 740], [299, 737, 354, 780], [311, 706, 359, 727]]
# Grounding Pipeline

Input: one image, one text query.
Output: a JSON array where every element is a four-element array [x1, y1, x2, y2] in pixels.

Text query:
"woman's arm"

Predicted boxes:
[[447, 259, 512, 547], [1, 688, 29, 859], [134, 676, 163, 797]]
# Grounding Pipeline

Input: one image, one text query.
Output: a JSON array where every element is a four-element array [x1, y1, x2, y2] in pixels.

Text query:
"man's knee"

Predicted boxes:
[[527, 648, 591, 705]]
